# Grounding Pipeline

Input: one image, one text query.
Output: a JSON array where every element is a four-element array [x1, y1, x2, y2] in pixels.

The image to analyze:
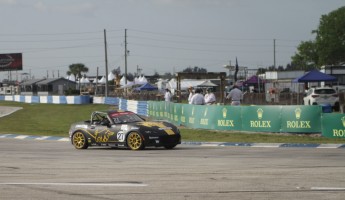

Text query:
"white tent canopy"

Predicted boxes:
[[79, 77, 90, 84], [167, 79, 206, 90], [198, 80, 218, 87], [134, 76, 148, 85], [120, 76, 135, 87], [108, 72, 115, 80], [139, 76, 148, 84], [120, 76, 127, 86], [66, 74, 76, 82], [98, 76, 106, 84]]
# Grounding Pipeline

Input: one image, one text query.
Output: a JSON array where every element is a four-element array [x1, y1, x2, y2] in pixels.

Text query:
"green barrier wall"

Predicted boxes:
[[322, 113, 345, 138], [241, 106, 282, 132], [281, 106, 321, 133], [148, 101, 324, 133]]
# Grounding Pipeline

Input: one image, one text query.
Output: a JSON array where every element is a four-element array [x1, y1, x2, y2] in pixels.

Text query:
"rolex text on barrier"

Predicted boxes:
[[241, 106, 282, 132], [281, 106, 321, 133], [322, 113, 345, 138], [214, 106, 242, 130]]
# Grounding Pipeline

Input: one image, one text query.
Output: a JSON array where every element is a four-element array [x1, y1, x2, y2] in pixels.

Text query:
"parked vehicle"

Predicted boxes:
[[303, 87, 339, 110]]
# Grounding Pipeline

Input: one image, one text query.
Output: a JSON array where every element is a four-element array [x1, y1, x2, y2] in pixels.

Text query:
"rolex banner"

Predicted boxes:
[[281, 106, 322, 133], [213, 106, 242, 130], [148, 101, 323, 133], [241, 106, 282, 132], [322, 113, 345, 138]]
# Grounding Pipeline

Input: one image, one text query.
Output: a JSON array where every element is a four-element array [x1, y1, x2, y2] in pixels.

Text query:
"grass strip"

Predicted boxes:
[[1, 101, 345, 144]]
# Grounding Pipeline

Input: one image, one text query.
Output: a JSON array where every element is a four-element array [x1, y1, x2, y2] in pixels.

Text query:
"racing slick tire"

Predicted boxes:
[[72, 131, 89, 149], [126, 132, 145, 150]]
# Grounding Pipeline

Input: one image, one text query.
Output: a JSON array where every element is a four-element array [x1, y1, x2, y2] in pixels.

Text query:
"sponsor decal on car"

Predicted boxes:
[[137, 122, 175, 135], [76, 125, 88, 129]]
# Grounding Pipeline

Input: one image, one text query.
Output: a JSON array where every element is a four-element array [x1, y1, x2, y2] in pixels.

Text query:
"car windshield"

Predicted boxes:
[[111, 112, 144, 124], [314, 89, 336, 95]]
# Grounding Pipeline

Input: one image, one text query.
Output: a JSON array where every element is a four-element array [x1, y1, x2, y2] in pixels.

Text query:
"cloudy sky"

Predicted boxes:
[[0, 0, 344, 80]]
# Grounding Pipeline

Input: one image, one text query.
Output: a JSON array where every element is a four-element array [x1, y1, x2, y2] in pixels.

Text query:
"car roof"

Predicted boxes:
[[315, 87, 335, 90], [311, 86, 333, 89]]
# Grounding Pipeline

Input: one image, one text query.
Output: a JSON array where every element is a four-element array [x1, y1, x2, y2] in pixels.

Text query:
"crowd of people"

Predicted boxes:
[[182, 85, 243, 106], [164, 85, 243, 106]]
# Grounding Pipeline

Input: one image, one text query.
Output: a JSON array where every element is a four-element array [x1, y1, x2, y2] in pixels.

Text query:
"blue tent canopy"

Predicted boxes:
[[293, 69, 337, 83], [134, 83, 158, 91]]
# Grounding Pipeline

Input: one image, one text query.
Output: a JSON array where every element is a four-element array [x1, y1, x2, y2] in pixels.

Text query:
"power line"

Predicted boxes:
[[130, 29, 273, 41], [130, 35, 274, 47], [0, 30, 103, 37]]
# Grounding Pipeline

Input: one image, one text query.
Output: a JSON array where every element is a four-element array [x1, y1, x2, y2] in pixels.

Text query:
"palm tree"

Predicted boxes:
[[66, 63, 89, 79], [67, 63, 89, 90]]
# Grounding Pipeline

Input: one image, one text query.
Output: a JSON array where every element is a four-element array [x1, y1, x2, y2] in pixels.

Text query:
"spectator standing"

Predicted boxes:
[[189, 88, 205, 105], [188, 86, 194, 104], [164, 88, 172, 102], [204, 88, 216, 105], [226, 85, 243, 105]]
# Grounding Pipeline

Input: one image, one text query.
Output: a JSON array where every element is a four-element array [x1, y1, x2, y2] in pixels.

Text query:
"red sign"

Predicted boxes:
[[0, 53, 22, 71]]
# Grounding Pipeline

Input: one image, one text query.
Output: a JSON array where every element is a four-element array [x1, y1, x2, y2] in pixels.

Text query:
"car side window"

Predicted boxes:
[[91, 113, 109, 125]]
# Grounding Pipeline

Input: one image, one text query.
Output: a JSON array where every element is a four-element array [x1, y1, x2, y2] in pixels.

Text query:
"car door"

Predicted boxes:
[[109, 117, 127, 143], [90, 112, 117, 143]]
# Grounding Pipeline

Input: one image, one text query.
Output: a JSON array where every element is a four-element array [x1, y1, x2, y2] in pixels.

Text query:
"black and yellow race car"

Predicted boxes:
[[68, 110, 181, 150]]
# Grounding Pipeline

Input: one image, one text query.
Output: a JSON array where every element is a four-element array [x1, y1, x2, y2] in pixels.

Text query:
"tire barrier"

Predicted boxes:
[[2, 95, 91, 104]]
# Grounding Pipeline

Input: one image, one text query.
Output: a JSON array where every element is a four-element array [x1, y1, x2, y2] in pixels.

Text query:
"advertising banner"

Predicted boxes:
[[241, 106, 282, 132], [148, 101, 164, 119], [183, 104, 199, 128], [148, 101, 329, 134], [213, 106, 242, 131], [322, 113, 345, 138], [191, 105, 215, 129], [172, 103, 181, 125], [0, 53, 22, 71], [281, 106, 321, 133]]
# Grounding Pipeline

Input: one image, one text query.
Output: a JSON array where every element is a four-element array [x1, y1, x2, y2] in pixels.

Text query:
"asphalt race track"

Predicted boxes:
[[0, 138, 345, 200]]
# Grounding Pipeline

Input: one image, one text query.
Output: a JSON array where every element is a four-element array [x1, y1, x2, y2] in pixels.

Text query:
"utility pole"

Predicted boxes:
[[273, 39, 276, 69], [124, 29, 128, 96], [125, 29, 128, 85], [104, 29, 109, 97], [95, 67, 99, 96], [224, 60, 232, 85], [136, 65, 142, 76]]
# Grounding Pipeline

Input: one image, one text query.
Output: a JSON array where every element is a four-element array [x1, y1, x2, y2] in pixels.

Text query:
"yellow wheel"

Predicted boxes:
[[126, 132, 144, 150], [72, 131, 88, 149]]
